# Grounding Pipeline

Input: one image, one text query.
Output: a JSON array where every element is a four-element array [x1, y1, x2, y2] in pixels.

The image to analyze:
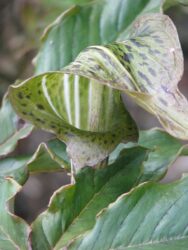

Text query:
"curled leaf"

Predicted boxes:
[[9, 73, 137, 169], [64, 13, 187, 140], [9, 13, 186, 168]]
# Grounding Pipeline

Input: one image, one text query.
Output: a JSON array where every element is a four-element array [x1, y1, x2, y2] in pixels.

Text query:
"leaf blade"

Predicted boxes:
[[0, 178, 31, 250], [69, 176, 188, 250], [0, 96, 33, 156]]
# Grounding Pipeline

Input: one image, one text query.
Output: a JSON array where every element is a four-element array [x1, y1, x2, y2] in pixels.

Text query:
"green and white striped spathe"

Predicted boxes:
[[9, 14, 186, 168]]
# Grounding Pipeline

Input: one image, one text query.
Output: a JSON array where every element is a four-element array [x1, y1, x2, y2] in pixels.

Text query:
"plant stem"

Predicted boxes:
[[70, 159, 76, 184]]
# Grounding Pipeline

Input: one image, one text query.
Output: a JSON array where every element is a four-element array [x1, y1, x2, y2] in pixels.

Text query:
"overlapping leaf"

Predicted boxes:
[[0, 96, 33, 156], [110, 128, 184, 182], [9, 12, 187, 170], [0, 139, 69, 248], [64, 13, 187, 140], [0, 178, 31, 250], [31, 128, 187, 250], [27, 138, 70, 172], [9, 73, 137, 169], [0, 157, 29, 185], [31, 147, 147, 250], [0, 139, 70, 185], [69, 175, 188, 250], [35, 0, 165, 73]]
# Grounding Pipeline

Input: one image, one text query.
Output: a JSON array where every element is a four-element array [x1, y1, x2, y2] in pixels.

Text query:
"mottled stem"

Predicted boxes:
[[70, 159, 76, 184]]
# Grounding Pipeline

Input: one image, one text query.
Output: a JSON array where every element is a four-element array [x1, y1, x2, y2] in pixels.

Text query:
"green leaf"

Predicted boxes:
[[0, 178, 31, 250], [27, 139, 70, 172], [69, 175, 188, 250], [0, 96, 33, 156], [35, 0, 165, 73], [138, 129, 184, 181], [109, 128, 184, 182], [0, 139, 70, 186], [0, 157, 29, 185], [31, 147, 147, 250], [41, 0, 95, 9], [164, 0, 188, 9], [31, 129, 185, 250]]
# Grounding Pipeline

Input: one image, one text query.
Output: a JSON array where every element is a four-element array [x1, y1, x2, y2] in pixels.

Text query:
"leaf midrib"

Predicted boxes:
[[112, 235, 188, 249], [53, 157, 143, 249], [0, 225, 19, 250]]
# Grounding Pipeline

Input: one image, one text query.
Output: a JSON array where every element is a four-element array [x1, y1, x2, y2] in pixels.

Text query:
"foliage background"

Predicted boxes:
[[0, 0, 188, 223]]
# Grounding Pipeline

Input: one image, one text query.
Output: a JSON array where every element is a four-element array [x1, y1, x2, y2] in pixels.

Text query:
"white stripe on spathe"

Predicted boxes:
[[64, 74, 72, 124], [74, 75, 80, 128], [88, 80, 93, 129], [41, 75, 62, 118]]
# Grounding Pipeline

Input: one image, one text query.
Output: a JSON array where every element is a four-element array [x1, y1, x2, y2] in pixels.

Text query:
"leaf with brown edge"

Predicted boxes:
[[68, 175, 188, 250], [0, 138, 70, 186], [27, 138, 70, 172], [31, 147, 147, 250], [109, 128, 185, 182], [0, 178, 31, 250], [30, 128, 187, 250]]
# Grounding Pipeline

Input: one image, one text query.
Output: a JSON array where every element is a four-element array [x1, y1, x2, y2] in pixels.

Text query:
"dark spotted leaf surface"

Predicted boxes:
[[63, 13, 187, 140], [9, 73, 137, 169], [69, 176, 188, 250], [0, 96, 33, 156], [9, 0, 182, 167], [9, 13, 187, 169], [0, 178, 31, 250]]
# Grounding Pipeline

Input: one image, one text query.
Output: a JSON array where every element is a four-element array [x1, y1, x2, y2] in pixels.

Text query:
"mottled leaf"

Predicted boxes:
[[0, 178, 31, 250], [0, 96, 33, 156], [9, 1, 180, 168], [9, 73, 137, 169], [9, 13, 187, 169], [69, 175, 188, 250], [63, 13, 187, 140]]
